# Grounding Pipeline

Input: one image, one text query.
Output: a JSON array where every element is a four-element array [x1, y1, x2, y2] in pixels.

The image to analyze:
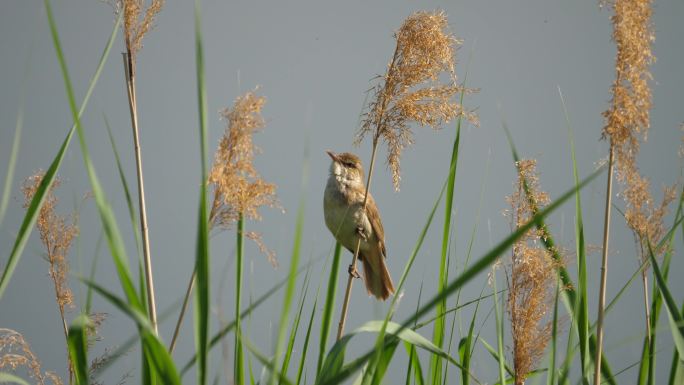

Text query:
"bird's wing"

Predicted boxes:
[[366, 193, 387, 258]]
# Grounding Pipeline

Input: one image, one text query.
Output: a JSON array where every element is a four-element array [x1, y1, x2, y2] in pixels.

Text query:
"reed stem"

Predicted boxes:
[[123, 52, 158, 334], [169, 270, 195, 354], [594, 145, 615, 385], [336, 138, 379, 340]]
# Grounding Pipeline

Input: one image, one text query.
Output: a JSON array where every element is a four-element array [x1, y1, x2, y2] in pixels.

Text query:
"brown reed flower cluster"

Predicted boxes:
[[119, 0, 164, 60], [355, 10, 477, 190], [505, 160, 563, 385], [208, 90, 280, 266], [22, 173, 78, 314], [601, 0, 676, 256], [0, 328, 62, 385]]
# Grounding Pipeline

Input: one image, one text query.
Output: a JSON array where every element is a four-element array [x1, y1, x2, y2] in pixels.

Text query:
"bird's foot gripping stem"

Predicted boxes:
[[348, 264, 361, 279]]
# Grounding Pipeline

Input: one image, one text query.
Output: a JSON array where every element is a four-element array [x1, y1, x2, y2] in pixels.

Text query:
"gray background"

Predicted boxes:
[[1, 0, 683, 384]]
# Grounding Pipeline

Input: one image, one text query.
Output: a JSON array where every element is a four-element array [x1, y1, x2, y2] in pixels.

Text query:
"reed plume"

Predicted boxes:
[[1, 328, 63, 385], [169, 91, 279, 364], [337, 10, 476, 340], [355, 10, 477, 191], [21, 172, 78, 383], [505, 160, 563, 385], [115, 0, 164, 334], [594, 1, 675, 382]]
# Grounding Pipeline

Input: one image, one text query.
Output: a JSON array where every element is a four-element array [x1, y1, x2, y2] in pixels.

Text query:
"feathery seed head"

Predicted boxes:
[[208, 90, 280, 266], [505, 160, 563, 385], [1, 328, 62, 385], [602, 0, 675, 259], [22, 172, 78, 311], [119, 0, 164, 60], [355, 10, 477, 190]]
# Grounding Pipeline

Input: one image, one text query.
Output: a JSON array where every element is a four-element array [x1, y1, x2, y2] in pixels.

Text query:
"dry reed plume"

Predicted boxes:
[[169, 90, 279, 355], [21, 173, 77, 337], [119, 0, 164, 69], [0, 328, 63, 385], [601, 0, 675, 257], [355, 10, 477, 190], [505, 160, 563, 385], [595, 1, 675, 382], [208, 90, 280, 264]]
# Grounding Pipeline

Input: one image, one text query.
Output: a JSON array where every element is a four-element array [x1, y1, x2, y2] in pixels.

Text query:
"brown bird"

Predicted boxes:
[[323, 151, 395, 300]]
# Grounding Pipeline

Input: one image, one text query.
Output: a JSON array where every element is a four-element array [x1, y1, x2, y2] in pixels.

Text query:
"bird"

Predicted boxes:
[[323, 150, 395, 300]]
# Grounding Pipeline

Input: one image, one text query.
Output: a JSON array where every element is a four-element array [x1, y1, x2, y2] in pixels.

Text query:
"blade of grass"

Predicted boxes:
[[0, 42, 31, 226], [192, 1, 211, 384], [0, 8, 121, 301], [317, 242, 342, 376], [491, 269, 506, 385], [0, 373, 31, 385], [639, 187, 683, 385], [67, 315, 90, 385], [242, 335, 296, 385], [82, 278, 181, 384], [296, 295, 319, 385], [432, 69, 468, 385], [559, 87, 591, 385], [547, 279, 561, 385], [647, 244, 684, 358], [667, 300, 684, 385], [269, 197, 306, 385], [279, 269, 312, 384]]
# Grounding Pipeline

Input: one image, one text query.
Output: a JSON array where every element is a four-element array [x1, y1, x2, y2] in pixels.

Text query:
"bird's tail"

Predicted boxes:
[[361, 255, 395, 301]]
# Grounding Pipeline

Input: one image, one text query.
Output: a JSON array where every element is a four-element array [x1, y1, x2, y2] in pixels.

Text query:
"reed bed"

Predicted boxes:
[[1, 2, 682, 385]]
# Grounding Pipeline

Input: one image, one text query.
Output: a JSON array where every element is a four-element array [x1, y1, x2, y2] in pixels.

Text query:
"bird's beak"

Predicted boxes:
[[326, 150, 339, 162]]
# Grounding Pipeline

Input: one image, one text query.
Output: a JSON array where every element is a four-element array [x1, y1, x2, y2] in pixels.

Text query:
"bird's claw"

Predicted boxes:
[[356, 226, 367, 240], [348, 264, 361, 279]]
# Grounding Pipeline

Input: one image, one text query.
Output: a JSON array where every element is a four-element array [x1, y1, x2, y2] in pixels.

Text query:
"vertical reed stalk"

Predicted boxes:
[[169, 270, 195, 354], [336, 137, 380, 340], [234, 214, 245, 385], [594, 146, 615, 385], [123, 52, 158, 334]]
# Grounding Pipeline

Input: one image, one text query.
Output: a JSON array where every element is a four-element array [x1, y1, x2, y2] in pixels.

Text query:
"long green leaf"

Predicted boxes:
[[0, 42, 31, 226], [432, 72, 467, 385], [82, 279, 181, 384], [296, 295, 319, 385], [667, 300, 684, 385], [317, 242, 342, 376], [0, 5, 121, 301], [0, 373, 31, 385], [647, 244, 684, 358], [279, 270, 311, 384], [269, 197, 305, 385], [67, 315, 90, 385], [559, 87, 591, 385], [193, 1, 210, 385]]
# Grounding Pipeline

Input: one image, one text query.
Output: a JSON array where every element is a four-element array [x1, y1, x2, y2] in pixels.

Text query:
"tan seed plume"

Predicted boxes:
[[208, 90, 280, 266], [505, 160, 564, 385], [119, 0, 164, 63], [0, 328, 63, 385], [355, 10, 477, 190], [601, 0, 675, 257], [22, 173, 78, 315]]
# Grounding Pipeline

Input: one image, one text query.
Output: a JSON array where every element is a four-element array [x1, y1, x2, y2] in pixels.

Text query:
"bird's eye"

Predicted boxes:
[[344, 162, 356, 169]]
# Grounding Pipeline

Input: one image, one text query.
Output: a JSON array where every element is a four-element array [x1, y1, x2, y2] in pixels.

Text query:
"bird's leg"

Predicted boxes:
[[348, 264, 361, 279], [347, 226, 367, 279]]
